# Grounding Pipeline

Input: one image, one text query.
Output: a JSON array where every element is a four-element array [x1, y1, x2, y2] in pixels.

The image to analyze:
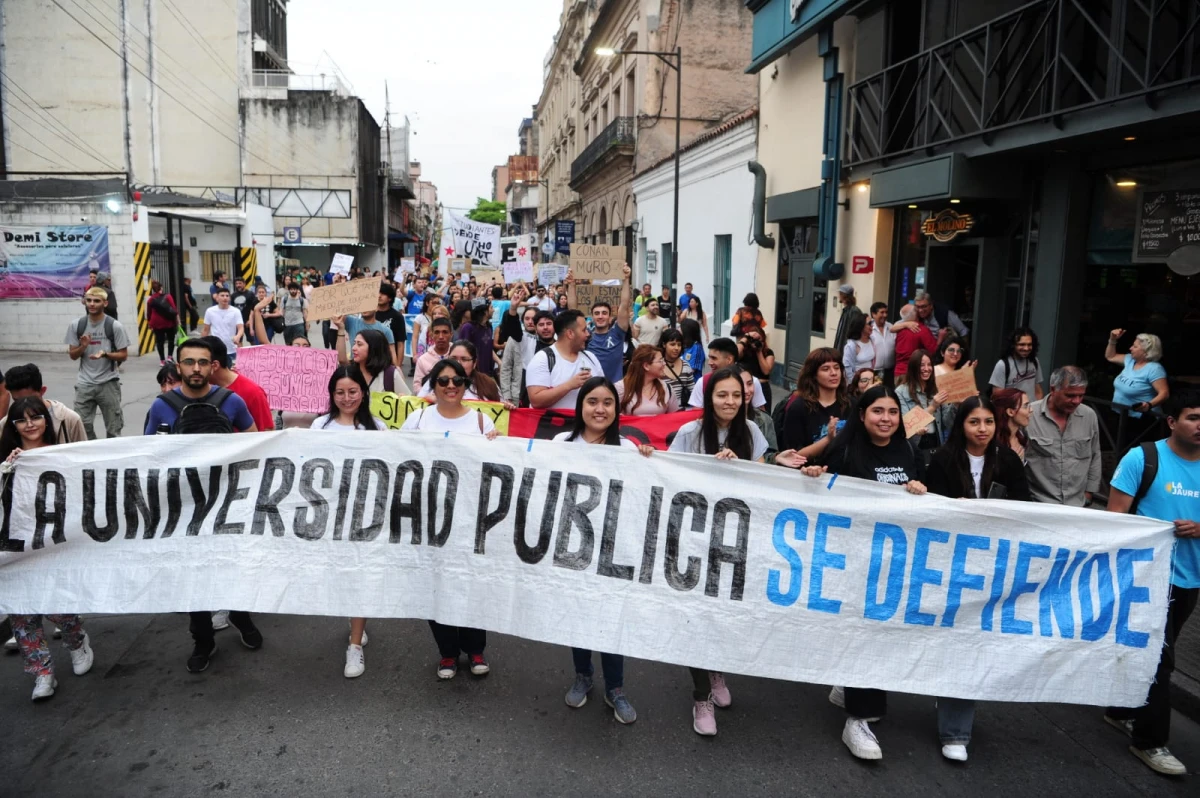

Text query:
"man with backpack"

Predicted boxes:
[[1103, 391, 1200, 776], [987, 326, 1044, 401], [142, 338, 262, 672], [65, 286, 130, 439]]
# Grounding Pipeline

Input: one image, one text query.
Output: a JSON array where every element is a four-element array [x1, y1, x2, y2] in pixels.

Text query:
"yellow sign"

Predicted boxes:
[[369, 391, 510, 435], [921, 209, 975, 243]]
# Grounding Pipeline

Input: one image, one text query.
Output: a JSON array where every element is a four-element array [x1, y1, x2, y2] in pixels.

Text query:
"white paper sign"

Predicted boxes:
[[504, 260, 534, 284], [1, 432, 1174, 707], [400, 258, 416, 274], [538, 264, 569, 286], [443, 211, 501, 267], [330, 253, 354, 275]]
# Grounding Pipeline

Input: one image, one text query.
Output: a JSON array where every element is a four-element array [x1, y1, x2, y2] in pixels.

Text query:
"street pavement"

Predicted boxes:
[[0, 347, 1198, 796]]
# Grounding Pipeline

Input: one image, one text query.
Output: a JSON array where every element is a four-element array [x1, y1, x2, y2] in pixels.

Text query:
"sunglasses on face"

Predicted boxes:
[[435, 376, 468, 388]]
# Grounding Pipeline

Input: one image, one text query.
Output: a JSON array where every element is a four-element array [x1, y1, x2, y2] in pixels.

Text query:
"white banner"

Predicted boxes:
[[443, 211, 501, 267], [0, 432, 1174, 706]]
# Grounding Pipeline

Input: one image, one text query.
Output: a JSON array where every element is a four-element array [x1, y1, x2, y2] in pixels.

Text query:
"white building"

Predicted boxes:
[[631, 109, 758, 330]]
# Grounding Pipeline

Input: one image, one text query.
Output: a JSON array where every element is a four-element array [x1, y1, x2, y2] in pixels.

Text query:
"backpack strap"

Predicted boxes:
[[205, 387, 233, 408], [103, 315, 115, 348], [544, 346, 557, 373], [1131, 441, 1159, 513], [159, 390, 190, 415], [76, 317, 87, 338]]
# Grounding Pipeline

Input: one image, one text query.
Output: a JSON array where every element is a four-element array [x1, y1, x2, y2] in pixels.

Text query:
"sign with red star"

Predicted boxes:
[[444, 246, 455, 256], [517, 247, 528, 257]]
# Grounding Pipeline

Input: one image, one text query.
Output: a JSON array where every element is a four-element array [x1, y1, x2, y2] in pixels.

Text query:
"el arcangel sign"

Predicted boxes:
[[921, 209, 975, 242]]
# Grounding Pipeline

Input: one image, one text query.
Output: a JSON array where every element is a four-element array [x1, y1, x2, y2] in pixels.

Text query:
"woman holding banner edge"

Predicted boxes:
[[923, 394, 1030, 762], [552, 376, 652, 724], [801, 384, 927, 760], [310, 366, 387, 679]]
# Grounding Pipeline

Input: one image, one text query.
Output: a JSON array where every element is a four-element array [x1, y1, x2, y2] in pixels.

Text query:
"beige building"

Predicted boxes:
[[536, 0, 755, 278]]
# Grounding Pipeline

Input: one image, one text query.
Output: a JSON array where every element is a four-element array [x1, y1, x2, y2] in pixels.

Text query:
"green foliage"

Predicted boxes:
[[466, 197, 507, 227]]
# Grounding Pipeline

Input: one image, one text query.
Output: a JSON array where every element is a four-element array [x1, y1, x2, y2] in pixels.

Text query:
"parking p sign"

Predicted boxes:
[[283, 226, 302, 244]]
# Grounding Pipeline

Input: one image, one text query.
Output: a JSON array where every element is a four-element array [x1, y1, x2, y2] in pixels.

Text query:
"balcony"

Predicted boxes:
[[248, 70, 354, 99], [570, 116, 635, 188], [388, 167, 416, 200], [845, 0, 1200, 167]]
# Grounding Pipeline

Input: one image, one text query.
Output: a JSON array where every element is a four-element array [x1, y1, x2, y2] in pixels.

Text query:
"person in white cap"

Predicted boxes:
[[833, 284, 865, 352]]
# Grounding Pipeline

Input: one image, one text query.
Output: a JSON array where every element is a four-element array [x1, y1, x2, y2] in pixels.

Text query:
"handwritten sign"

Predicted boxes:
[[400, 258, 416, 274], [575, 282, 624, 310], [1134, 188, 1200, 261], [569, 243, 625, 280], [472, 268, 505, 286], [235, 345, 338, 413], [903, 405, 935, 439], [538, 264, 568, 286], [330, 253, 354, 275], [306, 276, 382, 322], [370, 392, 510, 435], [504, 261, 534, 284], [449, 257, 470, 274], [937, 365, 978, 403]]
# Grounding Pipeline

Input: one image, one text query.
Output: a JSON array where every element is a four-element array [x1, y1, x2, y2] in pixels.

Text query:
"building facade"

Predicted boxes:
[[747, 0, 1200, 392], [537, 0, 757, 281]]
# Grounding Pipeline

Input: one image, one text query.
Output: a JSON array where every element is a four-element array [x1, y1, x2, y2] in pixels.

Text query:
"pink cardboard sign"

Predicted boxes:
[[235, 345, 338, 413]]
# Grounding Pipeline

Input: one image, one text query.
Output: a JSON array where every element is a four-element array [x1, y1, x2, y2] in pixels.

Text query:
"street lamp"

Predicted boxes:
[[597, 45, 682, 324]]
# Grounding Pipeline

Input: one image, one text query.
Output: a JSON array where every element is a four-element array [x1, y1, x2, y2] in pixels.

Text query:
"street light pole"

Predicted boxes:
[[596, 46, 683, 326]]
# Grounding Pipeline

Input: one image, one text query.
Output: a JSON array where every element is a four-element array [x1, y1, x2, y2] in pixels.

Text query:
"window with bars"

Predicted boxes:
[[200, 251, 234, 282]]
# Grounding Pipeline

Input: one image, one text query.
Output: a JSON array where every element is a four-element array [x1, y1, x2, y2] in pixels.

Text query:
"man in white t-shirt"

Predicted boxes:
[[525, 309, 603, 410], [203, 287, 244, 363], [632, 298, 669, 346], [689, 337, 766, 409]]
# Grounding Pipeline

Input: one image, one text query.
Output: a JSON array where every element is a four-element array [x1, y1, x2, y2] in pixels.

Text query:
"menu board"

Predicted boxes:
[[1134, 189, 1200, 261]]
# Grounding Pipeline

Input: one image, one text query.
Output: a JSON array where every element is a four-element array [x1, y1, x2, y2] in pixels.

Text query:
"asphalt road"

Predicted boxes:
[[0, 348, 1197, 796]]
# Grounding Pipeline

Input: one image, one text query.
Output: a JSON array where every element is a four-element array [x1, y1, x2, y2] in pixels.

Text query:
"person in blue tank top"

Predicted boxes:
[[1104, 390, 1200, 777], [565, 263, 632, 381]]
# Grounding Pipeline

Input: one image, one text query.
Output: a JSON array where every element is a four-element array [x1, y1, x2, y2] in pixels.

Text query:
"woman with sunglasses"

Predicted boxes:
[[1, 396, 96, 701], [415, 341, 504, 405], [401, 358, 496, 679], [310, 366, 386, 679], [668, 367, 771, 736], [553, 377, 652, 724]]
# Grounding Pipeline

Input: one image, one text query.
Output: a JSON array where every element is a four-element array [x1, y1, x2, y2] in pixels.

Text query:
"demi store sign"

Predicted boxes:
[[921, 209, 975, 243]]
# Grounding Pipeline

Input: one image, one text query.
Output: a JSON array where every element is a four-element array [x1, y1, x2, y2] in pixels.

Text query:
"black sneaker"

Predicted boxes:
[[187, 640, 217, 673], [235, 620, 263, 650]]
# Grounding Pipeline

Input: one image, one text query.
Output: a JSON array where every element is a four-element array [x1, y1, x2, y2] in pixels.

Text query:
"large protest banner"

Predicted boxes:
[[443, 211, 501, 267], [0, 432, 1173, 706], [306, 276, 382, 322], [236, 346, 338, 413], [0, 226, 110, 299]]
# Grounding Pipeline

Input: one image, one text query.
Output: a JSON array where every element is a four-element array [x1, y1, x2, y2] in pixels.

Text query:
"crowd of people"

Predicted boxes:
[[0, 267, 1195, 779]]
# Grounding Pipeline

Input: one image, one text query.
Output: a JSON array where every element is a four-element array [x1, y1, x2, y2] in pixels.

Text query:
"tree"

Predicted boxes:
[[466, 197, 507, 227]]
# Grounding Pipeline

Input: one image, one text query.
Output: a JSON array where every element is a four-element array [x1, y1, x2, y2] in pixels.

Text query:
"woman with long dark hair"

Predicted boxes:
[[309, 366, 385, 679], [896, 349, 954, 459], [616, 344, 679, 416], [659, 329, 694, 409], [683, 294, 709, 341], [340, 327, 407, 395], [147, 279, 178, 363], [669, 367, 771, 736], [934, 335, 975, 378], [1, 396, 96, 701], [801, 384, 927, 760], [679, 318, 705, 374], [780, 347, 849, 463], [402, 357, 497, 680], [553, 377, 651, 725], [923, 395, 1029, 762], [990, 387, 1032, 462]]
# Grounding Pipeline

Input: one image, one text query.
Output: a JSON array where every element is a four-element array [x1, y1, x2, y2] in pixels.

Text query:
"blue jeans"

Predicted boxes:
[[572, 648, 623, 689], [938, 697, 975, 745]]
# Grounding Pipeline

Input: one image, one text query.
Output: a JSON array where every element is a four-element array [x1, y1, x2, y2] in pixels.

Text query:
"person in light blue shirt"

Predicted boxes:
[[1104, 390, 1200, 776], [1105, 330, 1169, 417]]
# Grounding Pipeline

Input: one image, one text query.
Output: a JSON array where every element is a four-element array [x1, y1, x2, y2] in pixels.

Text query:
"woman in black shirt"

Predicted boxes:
[[781, 348, 850, 464], [801, 384, 926, 761]]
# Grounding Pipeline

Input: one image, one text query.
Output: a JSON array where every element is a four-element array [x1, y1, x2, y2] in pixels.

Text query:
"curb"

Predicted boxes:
[[1171, 671, 1200, 724]]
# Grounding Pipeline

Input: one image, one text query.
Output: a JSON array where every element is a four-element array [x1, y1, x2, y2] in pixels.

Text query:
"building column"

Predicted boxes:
[[1029, 157, 1092, 383]]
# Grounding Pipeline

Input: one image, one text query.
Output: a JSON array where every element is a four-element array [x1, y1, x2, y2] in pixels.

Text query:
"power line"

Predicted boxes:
[[0, 71, 122, 170], [50, 0, 292, 174], [159, 0, 243, 86], [2, 108, 83, 170]]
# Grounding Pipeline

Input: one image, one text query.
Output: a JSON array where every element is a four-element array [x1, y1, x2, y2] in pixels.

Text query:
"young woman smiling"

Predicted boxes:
[[801, 385, 927, 761], [658, 329, 694, 409], [616, 344, 679, 416], [1, 396, 96, 701], [310, 366, 386, 679]]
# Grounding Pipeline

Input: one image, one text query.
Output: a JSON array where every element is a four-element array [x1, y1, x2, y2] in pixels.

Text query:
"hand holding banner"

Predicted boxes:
[[307, 276, 382, 322], [936, 365, 979, 404], [236, 345, 338, 412]]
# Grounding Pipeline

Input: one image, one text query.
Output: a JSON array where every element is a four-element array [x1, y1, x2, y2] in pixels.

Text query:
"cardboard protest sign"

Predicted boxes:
[[902, 405, 935, 438], [5, 432, 1174, 707], [936, 365, 979, 404], [449, 257, 470, 274], [472, 268, 505, 286], [569, 243, 625, 280], [538, 264, 568, 286], [330, 253, 354, 275], [575, 282, 624, 310], [504, 261, 534, 284], [306, 276, 382, 322], [236, 345, 338, 413]]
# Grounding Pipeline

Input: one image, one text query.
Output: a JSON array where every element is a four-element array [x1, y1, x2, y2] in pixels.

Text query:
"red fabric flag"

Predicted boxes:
[[507, 409, 702, 450]]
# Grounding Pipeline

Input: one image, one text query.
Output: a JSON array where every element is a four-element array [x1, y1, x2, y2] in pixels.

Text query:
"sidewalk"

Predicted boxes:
[[2, 344, 1200, 725]]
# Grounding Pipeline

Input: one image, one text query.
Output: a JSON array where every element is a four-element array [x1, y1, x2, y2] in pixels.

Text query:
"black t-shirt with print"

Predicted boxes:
[[827, 436, 922, 485]]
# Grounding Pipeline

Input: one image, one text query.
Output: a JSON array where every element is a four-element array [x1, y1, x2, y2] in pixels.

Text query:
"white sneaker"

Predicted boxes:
[[829, 685, 845, 708], [942, 744, 968, 762], [68, 632, 94, 676], [344, 644, 365, 678], [1130, 745, 1186, 776], [349, 625, 368, 647], [211, 611, 230, 631], [31, 674, 57, 701], [842, 718, 882, 760], [3, 635, 17, 651]]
